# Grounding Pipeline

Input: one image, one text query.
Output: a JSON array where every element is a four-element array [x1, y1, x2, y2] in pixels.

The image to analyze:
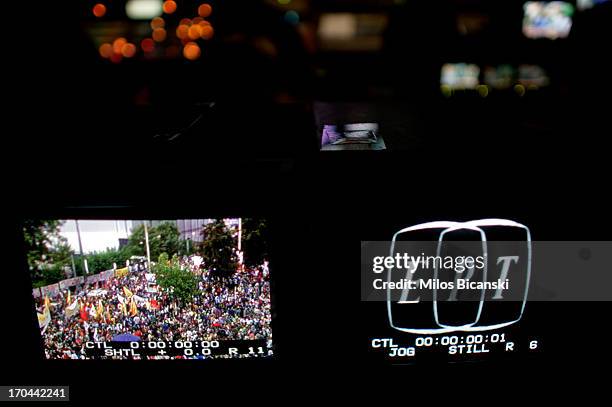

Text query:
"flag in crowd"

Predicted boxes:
[[34, 254, 272, 359]]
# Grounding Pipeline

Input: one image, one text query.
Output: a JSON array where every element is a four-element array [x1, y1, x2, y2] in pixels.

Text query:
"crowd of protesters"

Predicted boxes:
[[36, 255, 272, 359]]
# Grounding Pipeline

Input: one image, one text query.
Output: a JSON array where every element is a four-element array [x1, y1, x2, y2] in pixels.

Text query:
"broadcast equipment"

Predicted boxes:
[[25, 218, 273, 360]]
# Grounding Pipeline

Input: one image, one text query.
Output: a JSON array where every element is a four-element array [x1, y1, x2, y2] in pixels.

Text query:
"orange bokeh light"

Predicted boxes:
[[176, 24, 189, 40], [152, 27, 167, 42], [99, 43, 113, 58], [113, 38, 127, 54], [198, 4, 212, 18], [162, 1, 177, 14], [188, 25, 202, 40], [93, 4, 106, 18], [121, 43, 137, 58], [183, 42, 201, 60], [200, 24, 214, 39], [150, 17, 165, 30]]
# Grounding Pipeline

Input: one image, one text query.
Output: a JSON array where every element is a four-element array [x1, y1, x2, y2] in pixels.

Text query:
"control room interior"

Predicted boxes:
[[20, 0, 612, 157]]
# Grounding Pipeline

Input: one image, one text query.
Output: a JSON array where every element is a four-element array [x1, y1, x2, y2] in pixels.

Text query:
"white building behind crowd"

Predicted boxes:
[[59, 219, 240, 254]]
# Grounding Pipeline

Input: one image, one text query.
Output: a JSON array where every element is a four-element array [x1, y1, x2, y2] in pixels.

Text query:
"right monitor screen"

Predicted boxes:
[[523, 1, 574, 39]]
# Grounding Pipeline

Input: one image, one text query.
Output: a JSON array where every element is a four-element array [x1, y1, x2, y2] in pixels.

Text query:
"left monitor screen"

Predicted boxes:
[[24, 218, 273, 360]]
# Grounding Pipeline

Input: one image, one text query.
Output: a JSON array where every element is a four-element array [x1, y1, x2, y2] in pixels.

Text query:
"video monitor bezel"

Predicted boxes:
[[19, 207, 280, 363]]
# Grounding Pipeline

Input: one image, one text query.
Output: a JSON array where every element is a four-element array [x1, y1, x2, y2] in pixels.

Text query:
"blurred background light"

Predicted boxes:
[[440, 63, 480, 90], [188, 24, 202, 40], [284, 10, 300, 25], [456, 12, 489, 36], [484, 65, 516, 90], [518, 64, 550, 87], [176, 24, 189, 40], [99, 43, 113, 58], [198, 4, 213, 18], [318, 14, 357, 40], [162, 0, 177, 14], [125, 0, 163, 20], [317, 13, 388, 52], [522, 1, 574, 39], [152, 27, 167, 42], [476, 84, 489, 97], [54, 0, 611, 113], [141, 38, 155, 53], [113, 38, 128, 55], [200, 24, 213, 40], [121, 43, 137, 58], [577, 0, 611, 10], [514, 84, 526, 96], [440, 85, 453, 98], [183, 42, 201, 60], [150, 16, 165, 29], [110, 53, 122, 64], [92, 3, 107, 18]]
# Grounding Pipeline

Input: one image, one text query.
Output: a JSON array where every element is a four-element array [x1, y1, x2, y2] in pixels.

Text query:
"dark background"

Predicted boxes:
[[4, 0, 612, 402]]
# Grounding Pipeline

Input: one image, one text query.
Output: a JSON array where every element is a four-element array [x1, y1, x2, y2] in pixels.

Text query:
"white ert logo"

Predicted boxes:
[[387, 219, 532, 334]]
